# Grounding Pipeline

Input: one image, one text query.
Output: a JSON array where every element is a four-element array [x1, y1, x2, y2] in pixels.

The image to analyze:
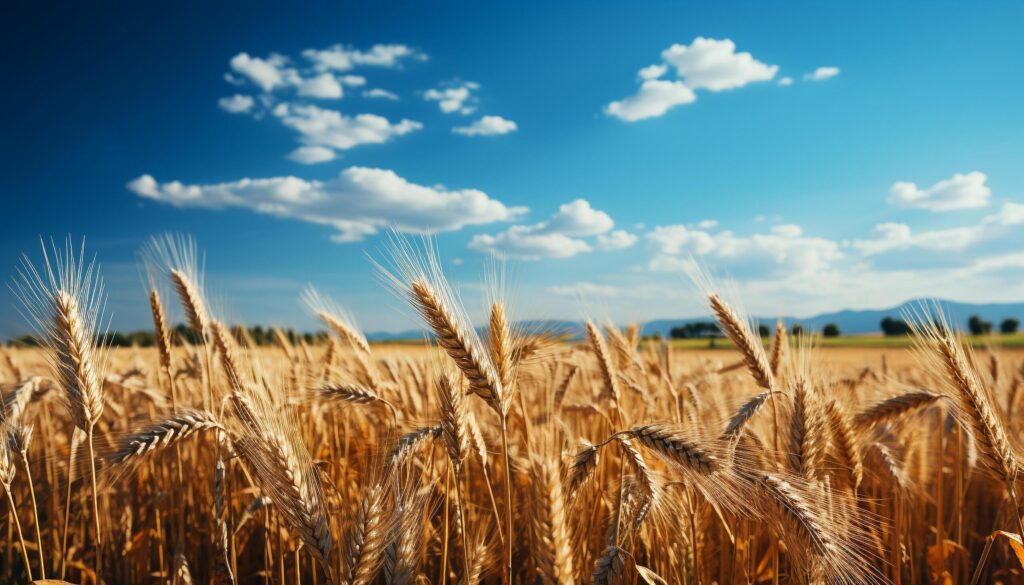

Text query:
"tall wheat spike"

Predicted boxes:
[[13, 237, 108, 577]]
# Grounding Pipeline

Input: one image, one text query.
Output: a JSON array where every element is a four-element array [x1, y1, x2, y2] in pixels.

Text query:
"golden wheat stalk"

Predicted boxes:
[[586, 321, 621, 406], [852, 391, 942, 432], [108, 410, 223, 465]]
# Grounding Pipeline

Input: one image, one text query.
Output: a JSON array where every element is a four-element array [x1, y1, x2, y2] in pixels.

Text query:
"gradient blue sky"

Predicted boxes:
[[3, 1, 1024, 336]]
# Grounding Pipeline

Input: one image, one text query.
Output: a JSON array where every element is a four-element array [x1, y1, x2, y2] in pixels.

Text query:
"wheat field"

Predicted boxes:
[[2, 235, 1024, 585]]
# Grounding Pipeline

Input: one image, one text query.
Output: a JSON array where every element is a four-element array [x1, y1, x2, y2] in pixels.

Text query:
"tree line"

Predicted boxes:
[[6, 324, 331, 348], [665, 314, 1022, 340]]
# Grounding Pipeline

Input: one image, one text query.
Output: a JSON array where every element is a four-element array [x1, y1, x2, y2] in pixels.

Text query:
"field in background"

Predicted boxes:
[[664, 332, 1024, 349]]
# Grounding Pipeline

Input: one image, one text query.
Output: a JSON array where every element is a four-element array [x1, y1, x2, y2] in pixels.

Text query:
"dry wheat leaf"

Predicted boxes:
[[636, 565, 668, 584], [994, 530, 1024, 568]]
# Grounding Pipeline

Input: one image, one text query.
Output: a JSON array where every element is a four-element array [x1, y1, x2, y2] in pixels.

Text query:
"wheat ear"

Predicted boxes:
[[530, 456, 574, 584], [170, 268, 209, 340], [489, 303, 513, 391], [824, 400, 863, 489], [852, 391, 942, 432], [770, 320, 786, 377], [709, 294, 775, 392], [789, 379, 826, 479], [410, 280, 504, 412], [343, 482, 391, 585], [586, 321, 621, 406], [109, 410, 222, 465]]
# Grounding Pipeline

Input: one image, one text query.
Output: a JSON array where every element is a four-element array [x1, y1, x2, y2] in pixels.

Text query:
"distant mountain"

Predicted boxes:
[[365, 319, 588, 342], [364, 299, 1024, 341], [641, 298, 1024, 338]]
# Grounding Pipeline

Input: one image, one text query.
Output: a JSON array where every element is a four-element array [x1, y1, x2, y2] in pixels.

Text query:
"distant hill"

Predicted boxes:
[[365, 299, 1024, 341], [641, 298, 1024, 338]]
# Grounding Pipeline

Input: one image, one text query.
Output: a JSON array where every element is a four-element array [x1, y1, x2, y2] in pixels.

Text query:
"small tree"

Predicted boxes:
[[822, 323, 840, 338], [1000, 318, 1020, 334], [790, 324, 805, 336], [757, 324, 770, 337], [880, 317, 911, 336], [968, 315, 992, 335]]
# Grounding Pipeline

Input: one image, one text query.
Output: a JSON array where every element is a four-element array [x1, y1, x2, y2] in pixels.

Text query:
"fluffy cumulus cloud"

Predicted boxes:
[[228, 53, 293, 92], [301, 44, 426, 71], [852, 223, 983, 255], [218, 94, 255, 114], [604, 80, 696, 122], [804, 66, 840, 81], [452, 115, 518, 136], [597, 230, 639, 251], [470, 199, 634, 260], [853, 202, 1024, 255], [638, 64, 668, 80], [424, 81, 479, 114], [470, 228, 593, 260], [544, 199, 615, 236], [273, 103, 422, 163], [127, 167, 525, 243], [660, 38, 778, 91], [645, 223, 842, 275], [888, 171, 991, 211], [228, 52, 351, 98], [296, 73, 344, 98], [221, 44, 429, 162], [363, 88, 399, 100], [606, 37, 778, 121], [287, 146, 337, 164]]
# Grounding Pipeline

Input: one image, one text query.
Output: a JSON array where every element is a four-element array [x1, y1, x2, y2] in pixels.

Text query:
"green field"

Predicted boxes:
[[656, 332, 1024, 349]]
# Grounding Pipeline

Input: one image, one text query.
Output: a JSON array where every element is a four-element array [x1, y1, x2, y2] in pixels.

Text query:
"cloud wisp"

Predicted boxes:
[[128, 167, 526, 243]]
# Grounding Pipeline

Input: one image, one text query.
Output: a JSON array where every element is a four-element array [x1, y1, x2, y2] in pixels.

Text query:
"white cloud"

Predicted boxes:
[[604, 80, 696, 122], [597, 230, 638, 251], [778, 77, 794, 87], [340, 75, 366, 87], [543, 199, 614, 236], [221, 47, 426, 162], [804, 66, 840, 81], [989, 202, 1024, 226], [606, 37, 776, 121], [661, 37, 778, 91], [227, 45, 423, 101], [638, 64, 667, 80], [452, 115, 518, 136], [127, 167, 526, 243], [302, 44, 426, 72], [297, 73, 344, 98], [229, 53, 292, 92], [274, 103, 421, 157], [695, 219, 719, 229], [888, 171, 991, 211], [470, 228, 592, 260], [549, 282, 625, 297], [288, 146, 337, 164], [424, 82, 479, 114], [852, 223, 983, 255], [363, 88, 399, 100], [218, 94, 255, 114], [646, 223, 842, 275], [852, 202, 1024, 256], [469, 198, 620, 260], [228, 52, 347, 100]]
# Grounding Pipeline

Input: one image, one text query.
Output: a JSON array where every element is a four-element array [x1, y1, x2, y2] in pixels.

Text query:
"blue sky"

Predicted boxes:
[[3, 1, 1024, 336]]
